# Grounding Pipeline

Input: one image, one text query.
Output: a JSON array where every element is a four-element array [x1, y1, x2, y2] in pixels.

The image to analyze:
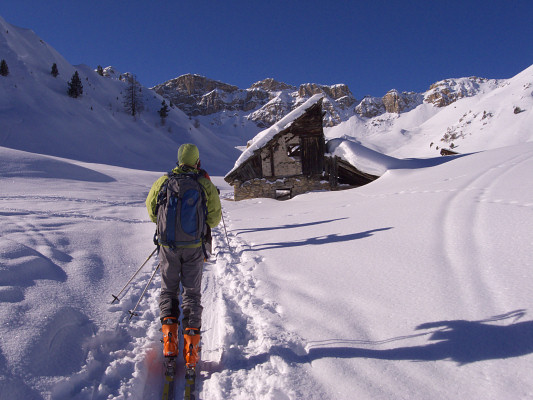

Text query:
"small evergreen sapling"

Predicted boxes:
[[51, 63, 59, 77], [67, 70, 83, 98], [123, 75, 144, 116], [159, 100, 170, 125], [0, 59, 9, 76]]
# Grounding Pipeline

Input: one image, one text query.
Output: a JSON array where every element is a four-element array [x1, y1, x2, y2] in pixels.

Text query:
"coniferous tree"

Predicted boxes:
[[96, 65, 104, 76], [51, 63, 59, 77], [123, 75, 144, 117], [67, 70, 83, 98], [0, 59, 9, 76], [158, 100, 170, 125]]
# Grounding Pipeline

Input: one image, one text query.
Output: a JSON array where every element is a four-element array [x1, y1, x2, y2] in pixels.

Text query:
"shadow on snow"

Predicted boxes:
[[202, 310, 533, 376], [247, 227, 393, 251], [233, 218, 349, 235]]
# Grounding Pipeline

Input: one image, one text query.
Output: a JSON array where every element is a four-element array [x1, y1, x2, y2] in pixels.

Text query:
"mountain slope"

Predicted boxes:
[[326, 65, 533, 158], [0, 16, 239, 175]]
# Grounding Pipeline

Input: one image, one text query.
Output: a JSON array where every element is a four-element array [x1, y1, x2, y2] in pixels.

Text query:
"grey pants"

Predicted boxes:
[[159, 246, 204, 329]]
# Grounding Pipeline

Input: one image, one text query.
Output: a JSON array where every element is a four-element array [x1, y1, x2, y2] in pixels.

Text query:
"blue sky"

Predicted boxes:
[[1, 1, 532, 97]]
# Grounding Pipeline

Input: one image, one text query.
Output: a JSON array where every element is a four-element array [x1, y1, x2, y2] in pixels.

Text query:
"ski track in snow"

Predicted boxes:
[[44, 201, 318, 400], [198, 205, 322, 400], [440, 149, 533, 315]]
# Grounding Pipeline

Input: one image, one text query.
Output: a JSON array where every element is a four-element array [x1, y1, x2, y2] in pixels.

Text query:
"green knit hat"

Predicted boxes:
[[177, 143, 200, 167]]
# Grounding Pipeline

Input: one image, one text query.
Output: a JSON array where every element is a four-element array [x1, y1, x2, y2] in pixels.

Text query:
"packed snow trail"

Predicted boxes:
[[50, 193, 320, 399], [199, 200, 327, 399], [69, 201, 323, 400]]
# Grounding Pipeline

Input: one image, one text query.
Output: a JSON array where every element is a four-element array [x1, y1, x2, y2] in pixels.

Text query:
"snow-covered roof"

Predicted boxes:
[[327, 137, 405, 176], [225, 94, 324, 177]]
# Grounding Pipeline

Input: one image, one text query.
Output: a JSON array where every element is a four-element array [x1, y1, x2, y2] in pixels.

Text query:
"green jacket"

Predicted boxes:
[[146, 167, 222, 245]]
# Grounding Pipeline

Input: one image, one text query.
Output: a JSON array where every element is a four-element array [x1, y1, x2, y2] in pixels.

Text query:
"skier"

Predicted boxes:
[[146, 143, 221, 368]]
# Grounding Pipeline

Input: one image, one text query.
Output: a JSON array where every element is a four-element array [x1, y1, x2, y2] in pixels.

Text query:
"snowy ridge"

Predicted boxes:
[[424, 76, 503, 106], [0, 15, 239, 175], [326, 64, 533, 158], [201, 211, 320, 399]]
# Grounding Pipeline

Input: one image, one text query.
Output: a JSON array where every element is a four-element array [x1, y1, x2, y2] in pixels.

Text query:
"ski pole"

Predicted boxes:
[[111, 246, 158, 304], [221, 210, 232, 253], [129, 263, 160, 320]]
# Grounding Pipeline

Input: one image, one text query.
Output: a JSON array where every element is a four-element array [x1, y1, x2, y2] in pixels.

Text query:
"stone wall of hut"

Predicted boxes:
[[260, 133, 302, 178], [232, 176, 330, 201]]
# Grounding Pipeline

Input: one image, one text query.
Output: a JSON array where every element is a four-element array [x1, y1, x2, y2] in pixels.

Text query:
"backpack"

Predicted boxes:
[[156, 172, 207, 248]]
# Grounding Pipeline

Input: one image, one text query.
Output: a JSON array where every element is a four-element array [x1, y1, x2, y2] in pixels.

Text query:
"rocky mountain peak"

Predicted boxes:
[[298, 83, 355, 103], [383, 89, 423, 113], [425, 76, 502, 107], [355, 90, 423, 117], [250, 78, 296, 92], [150, 72, 505, 129], [354, 96, 385, 118], [296, 83, 358, 126], [153, 73, 239, 96], [151, 74, 240, 116]]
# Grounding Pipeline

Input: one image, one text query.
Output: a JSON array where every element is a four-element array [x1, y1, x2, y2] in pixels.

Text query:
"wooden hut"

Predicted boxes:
[[225, 96, 378, 200]]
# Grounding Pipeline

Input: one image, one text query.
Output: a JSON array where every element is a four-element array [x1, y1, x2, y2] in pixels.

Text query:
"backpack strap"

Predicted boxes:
[[154, 171, 176, 247], [154, 171, 173, 216]]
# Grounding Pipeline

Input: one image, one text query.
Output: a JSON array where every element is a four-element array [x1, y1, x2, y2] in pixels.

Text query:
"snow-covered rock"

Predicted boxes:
[[425, 76, 503, 107], [327, 65, 533, 158], [152, 74, 360, 129]]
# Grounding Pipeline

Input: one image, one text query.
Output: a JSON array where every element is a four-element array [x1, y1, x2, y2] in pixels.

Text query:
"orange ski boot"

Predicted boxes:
[[162, 317, 178, 357], [183, 328, 201, 368]]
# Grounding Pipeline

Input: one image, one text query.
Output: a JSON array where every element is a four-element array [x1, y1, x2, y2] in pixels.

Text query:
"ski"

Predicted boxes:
[[184, 367, 197, 400], [162, 358, 176, 400]]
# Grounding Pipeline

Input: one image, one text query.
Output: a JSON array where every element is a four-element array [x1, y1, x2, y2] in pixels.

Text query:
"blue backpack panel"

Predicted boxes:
[[156, 173, 207, 247]]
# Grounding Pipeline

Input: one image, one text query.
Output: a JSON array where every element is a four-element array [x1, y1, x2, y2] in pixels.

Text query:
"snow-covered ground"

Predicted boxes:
[[1, 139, 532, 399]]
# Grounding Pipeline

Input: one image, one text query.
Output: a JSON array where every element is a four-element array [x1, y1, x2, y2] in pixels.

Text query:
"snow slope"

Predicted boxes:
[[325, 65, 533, 158], [1, 139, 532, 399], [0, 15, 239, 175]]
